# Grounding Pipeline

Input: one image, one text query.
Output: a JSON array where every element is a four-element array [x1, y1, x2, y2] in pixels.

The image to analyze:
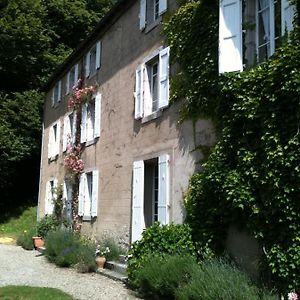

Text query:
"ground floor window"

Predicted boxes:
[[45, 178, 57, 215], [131, 154, 170, 242]]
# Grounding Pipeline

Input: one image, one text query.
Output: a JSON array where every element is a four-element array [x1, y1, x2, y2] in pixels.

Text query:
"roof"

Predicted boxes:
[[43, 0, 134, 91]]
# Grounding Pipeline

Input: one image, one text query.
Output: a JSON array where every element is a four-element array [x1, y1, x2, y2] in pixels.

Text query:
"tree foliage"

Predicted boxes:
[[165, 0, 300, 293]]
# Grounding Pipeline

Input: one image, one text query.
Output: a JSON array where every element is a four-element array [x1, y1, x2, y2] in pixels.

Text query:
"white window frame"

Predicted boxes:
[[85, 41, 101, 78], [63, 180, 73, 222], [48, 120, 61, 159], [52, 80, 62, 107], [80, 92, 101, 144], [131, 154, 170, 242], [66, 64, 79, 94], [63, 112, 77, 152], [78, 170, 99, 219], [45, 178, 57, 215], [134, 47, 170, 120]]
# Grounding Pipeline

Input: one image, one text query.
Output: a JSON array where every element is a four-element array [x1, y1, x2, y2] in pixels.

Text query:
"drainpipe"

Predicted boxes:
[[37, 122, 45, 221]]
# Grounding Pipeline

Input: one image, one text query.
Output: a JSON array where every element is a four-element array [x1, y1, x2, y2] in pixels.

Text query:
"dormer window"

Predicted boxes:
[[85, 41, 102, 78], [66, 64, 79, 94], [52, 81, 62, 107]]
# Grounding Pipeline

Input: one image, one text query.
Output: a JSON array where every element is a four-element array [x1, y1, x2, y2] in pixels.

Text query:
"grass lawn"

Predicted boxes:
[[0, 286, 75, 300], [0, 206, 37, 242]]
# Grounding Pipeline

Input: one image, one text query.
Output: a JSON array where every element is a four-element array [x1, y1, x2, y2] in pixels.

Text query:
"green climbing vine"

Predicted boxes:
[[164, 0, 300, 293]]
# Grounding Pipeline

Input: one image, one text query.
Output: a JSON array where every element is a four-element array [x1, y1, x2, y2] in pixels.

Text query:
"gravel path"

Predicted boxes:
[[0, 244, 139, 300]]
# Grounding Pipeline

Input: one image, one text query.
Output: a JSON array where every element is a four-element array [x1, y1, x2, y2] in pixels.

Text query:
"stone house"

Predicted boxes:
[[37, 0, 213, 245]]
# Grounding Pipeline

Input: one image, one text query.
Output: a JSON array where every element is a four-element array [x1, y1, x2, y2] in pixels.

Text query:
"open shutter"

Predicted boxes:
[[74, 64, 79, 87], [96, 41, 102, 69], [48, 127, 54, 159], [131, 160, 145, 242], [91, 170, 99, 217], [134, 65, 143, 119], [66, 72, 70, 94], [159, 0, 167, 15], [44, 181, 50, 214], [219, 0, 242, 73], [84, 174, 90, 217], [158, 154, 170, 225], [80, 105, 87, 143], [78, 174, 85, 216], [139, 0, 146, 30], [63, 115, 70, 152], [143, 64, 152, 116], [158, 47, 170, 109], [51, 89, 55, 107], [281, 0, 295, 34], [94, 93, 101, 138], [58, 81, 62, 102], [85, 52, 90, 78], [55, 120, 61, 156]]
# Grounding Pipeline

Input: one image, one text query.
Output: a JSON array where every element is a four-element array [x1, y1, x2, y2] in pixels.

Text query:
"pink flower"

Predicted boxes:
[[288, 292, 298, 300]]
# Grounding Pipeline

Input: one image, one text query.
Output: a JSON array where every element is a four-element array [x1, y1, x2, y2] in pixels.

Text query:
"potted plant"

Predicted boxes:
[[95, 245, 110, 269]]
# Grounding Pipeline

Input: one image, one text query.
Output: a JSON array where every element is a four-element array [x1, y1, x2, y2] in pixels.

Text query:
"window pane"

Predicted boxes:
[[151, 62, 158, 112]]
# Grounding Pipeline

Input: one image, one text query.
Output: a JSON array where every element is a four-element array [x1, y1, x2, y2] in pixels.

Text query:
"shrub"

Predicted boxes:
[[45, 228, 81, 267], [75, 242, 96, 273], [127, 222, 196, 286], [100, 238, 126, 261], [16, 228, 36, 250], [37, 215, 60, 238], [134, 254, 198, 299], [175, 259, 277, 300]]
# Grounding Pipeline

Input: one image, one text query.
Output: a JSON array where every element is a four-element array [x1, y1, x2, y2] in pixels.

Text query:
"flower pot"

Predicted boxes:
[[32, 236, 44, 249], [95, 256, 106, 269]]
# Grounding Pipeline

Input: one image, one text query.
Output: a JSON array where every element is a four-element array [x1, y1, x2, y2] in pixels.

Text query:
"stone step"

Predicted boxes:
[[105, 260, 127, 275], [96, 268, 127, 283]]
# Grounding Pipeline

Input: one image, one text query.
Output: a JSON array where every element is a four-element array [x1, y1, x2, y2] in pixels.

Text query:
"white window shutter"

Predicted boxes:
[[51, 89, 55, 107], [143, 64, 152, 116], [134, 65, 143, 119], [45, 181, 50, 214], [84, 174, 90, 217], [158, 154, 170, 225], [159, 47, 170, 109], [281, 0, 295, 35], [91, 170, 99, 217], [139, 0, 146, 30], [72, 111, 77, 144], [159, 0, 167, 15], [78, 174, 85, 216], [85, 52, 90, 78], [67, 71, 70, 94], [80, 105, 87, 143], [131, 160, 145, 243], [55, 120, 61, 156], [58, 81, 62, 102], [96, 41, 102, 69], [94, 93, 101, 138], [48, 126, 54, 159], [74, 64, 79, 87], [219, 0, 243, 73], [63, 115, 70, 152], [63, 181, 67, 200]]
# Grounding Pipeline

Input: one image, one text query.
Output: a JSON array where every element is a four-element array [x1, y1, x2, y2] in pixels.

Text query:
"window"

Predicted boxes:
[[85, 41, 101, 78], [45, 179, 57, 215], [66, 64, 79, 94], [219, 0, 295, 73], [134, 47, 170, 120], [52, 81, 62, 107], [139, 0, 167, 31], [78, 170, 99, 219], [48, 120, 61, 159], [131, 154, 170, 242], [80, 93, 101, 144], [63, 180, 73, 222], [63, 112, 76, 152]]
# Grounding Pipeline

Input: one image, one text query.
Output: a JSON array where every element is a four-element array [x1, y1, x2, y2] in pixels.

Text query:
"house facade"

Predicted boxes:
[[38, 0, 214, 246]]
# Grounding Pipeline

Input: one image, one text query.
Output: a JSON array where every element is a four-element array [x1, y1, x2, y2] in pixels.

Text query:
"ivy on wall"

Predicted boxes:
[[164, 0, 300, 293]]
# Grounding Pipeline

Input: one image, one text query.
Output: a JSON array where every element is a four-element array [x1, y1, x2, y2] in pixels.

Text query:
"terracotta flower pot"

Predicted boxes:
[[95, 256, 106, 269], [32, 236, 44, 249]]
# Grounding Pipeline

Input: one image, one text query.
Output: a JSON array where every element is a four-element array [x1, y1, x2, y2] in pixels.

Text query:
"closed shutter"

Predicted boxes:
[[51, 89, 55, 107], [134, 65, 143, 119], [94, 93, 101, 138], [139, 0, 146, 30], [72, 111, 77, 144], [96, 41, 102, 69], [131, 160, 145, 242], [219, 0, 243, 73], [58, 81, 62, 102], [85, 52, 90, 78], [80, 104, 87, 143], [74, 64, 79, 87], [159, 0, 167, 15], [158, 47, 170, 109], [158, 154, 170, 225], [48, 126, 54, 159], [78, 174, 85, 216], [84, 174, 90, 217], [281, 0, 295, 34], [66, 72, 70, 94], [63, 115, 71, 152], [44, 181, 50, 214], [91, 170, 99, 217], [55, 120, 61, 156]]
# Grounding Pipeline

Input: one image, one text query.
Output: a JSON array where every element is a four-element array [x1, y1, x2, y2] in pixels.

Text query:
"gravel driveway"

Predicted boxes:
[[0, 244, 139, 300]]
